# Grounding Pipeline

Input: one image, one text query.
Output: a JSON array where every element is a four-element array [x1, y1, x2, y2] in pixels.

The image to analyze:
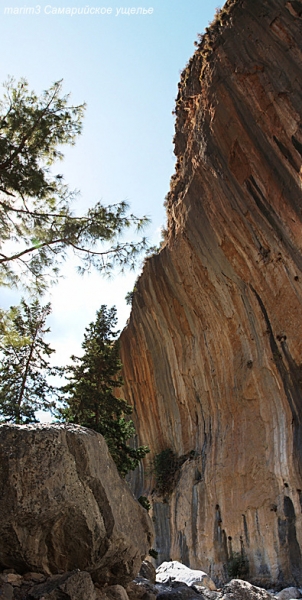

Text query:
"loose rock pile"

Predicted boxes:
[[154, 579, 302, 600], [0, 570, 95, 599], [1, 561, 302, 600], [0, 562, 158, 600]]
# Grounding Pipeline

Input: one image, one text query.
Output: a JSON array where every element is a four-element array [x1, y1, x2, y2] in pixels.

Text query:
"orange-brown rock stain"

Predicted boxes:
[[120, 0, 302, 587]]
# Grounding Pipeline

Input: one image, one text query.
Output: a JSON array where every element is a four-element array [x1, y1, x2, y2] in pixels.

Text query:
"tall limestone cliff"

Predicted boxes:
[[120, 0, 302, 588]]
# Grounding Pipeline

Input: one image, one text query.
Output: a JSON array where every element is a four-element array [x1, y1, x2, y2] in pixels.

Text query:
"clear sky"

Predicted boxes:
[[0, 0, 220, 370]]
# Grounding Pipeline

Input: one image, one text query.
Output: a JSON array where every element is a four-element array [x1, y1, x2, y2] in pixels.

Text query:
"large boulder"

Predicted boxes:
[[156, 562, 216, 591], [0, 424, 153, 585]]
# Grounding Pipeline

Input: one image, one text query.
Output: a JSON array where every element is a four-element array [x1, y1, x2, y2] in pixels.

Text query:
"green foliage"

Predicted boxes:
[[138, 496, 151, 511], [0, 77, 149, 292], [227, 551, 249, 579], [125, 284, 138, 306], [153, 448, 179, 496], [0, 298, 58, 423], [58, 305, 150, 476], [0, 307, 31, 347]]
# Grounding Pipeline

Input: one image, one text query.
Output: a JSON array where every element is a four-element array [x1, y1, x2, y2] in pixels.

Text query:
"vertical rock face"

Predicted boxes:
[[120, 0, 302, 588]]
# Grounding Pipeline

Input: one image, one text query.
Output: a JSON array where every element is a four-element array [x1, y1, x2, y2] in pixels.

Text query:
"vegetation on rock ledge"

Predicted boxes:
[[227, 550, 249, 579], [153, 448, 180, 496]]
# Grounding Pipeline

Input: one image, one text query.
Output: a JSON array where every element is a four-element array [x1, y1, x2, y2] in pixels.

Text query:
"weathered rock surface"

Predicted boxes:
[[99, 584, 130, 600], [275, 588, 302, 600], [139, 561, 156, 585], [120, 0, 302, 588], [0, 583, 14, 600], [155, 583, 201, 600], [27, 571, 96, 600], [222, 580, 274, 600], [191, 586, 221, 600], [126, 576, 157, 600], [0, 424, 153, 584], [156, 562, 216, 590], [0, 565, 299, 600], [0, 571, 97, 600]]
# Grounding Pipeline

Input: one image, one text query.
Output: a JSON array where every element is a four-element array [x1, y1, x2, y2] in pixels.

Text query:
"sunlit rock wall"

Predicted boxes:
[[120, 0, 302, 587]]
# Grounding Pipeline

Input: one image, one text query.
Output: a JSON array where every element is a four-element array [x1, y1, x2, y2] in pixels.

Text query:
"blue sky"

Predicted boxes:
[[0, 0, 220, 368]]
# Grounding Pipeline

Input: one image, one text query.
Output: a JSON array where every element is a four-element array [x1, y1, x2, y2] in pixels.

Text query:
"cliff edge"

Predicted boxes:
[[120, 0, 302, 587]]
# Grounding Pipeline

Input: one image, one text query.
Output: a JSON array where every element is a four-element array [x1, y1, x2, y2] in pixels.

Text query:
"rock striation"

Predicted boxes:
[[0, 424, 153, 584], [120, 0, 302, 588]]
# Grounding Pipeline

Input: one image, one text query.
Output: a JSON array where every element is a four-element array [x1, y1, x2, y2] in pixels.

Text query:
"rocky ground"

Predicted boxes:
[[1, 561, 302, 600], [1, 426, 301, 600]]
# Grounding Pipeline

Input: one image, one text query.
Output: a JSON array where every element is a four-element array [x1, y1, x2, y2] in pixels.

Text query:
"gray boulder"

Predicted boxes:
[[192, 586, 221, 600], [0, 424, 153, 585], [156, 582, 201, 600], [275, 589, 302, 600], [222, 580, 274, 600]]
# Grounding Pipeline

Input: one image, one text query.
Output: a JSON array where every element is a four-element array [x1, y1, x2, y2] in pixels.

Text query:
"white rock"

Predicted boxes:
[[156, 561, 216, 590]]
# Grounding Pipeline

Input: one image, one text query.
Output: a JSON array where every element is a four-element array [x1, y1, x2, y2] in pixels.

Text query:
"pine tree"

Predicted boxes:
[[0, 77, 148, 292], [58, 305, 149, 476], [0, 299, 58, 423]]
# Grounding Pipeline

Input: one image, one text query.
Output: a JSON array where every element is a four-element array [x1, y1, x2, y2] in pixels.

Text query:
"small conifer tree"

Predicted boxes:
[[0, 299, 57, 423], [58, 305, 149, 476]]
